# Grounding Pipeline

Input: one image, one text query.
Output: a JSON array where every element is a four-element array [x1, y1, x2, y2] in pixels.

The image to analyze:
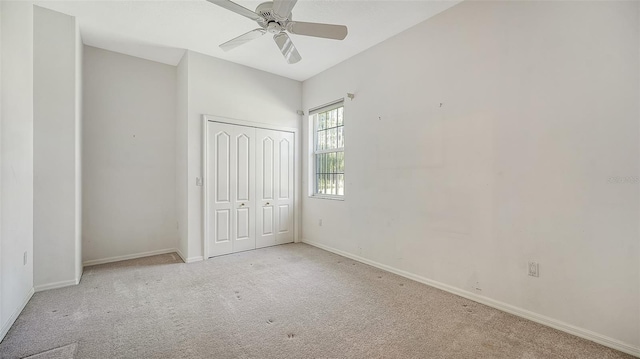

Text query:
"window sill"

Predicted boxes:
[[309, 194, 345, 201]]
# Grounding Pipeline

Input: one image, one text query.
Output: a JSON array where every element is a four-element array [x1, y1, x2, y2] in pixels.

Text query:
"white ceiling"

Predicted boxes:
[[34, 0, 461, 81]]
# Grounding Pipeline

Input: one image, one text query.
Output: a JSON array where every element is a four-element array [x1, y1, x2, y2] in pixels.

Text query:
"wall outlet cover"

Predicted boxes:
[[528, 262, 539, 277]]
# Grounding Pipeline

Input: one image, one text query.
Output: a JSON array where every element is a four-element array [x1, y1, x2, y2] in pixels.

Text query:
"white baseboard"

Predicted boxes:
[[175, 248, 203, 263], [0, 287, 35, 342], [301, 239, 640, 358], [83, 248, 177, 267], [34, 276, 81, 292], [175, 249, 186, 263], [188, 256, 204, 263]]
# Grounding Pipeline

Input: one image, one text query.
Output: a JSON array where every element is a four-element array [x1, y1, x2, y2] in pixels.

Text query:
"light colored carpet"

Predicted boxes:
[[22, 343, 77, 359], [0, 243, 632, 358]]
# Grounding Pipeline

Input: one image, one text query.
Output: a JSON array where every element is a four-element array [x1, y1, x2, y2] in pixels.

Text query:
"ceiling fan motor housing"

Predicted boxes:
[[266, 22, 283, 34], [256, 1, 291, 28]]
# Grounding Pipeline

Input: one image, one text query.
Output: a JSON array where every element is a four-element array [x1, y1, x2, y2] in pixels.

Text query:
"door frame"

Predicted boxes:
[[202, 114, 300, 259]]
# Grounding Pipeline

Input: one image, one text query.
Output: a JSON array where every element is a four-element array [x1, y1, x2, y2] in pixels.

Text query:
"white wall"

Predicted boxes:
[[183, 51, 302, 261], [302, 0, 639, 354], [0, 1, 34, 340], [176, 53, 188, 260], [33, 6, 82, 290], [1, 0, 4, 331], [75, 7, 83, 281], [83, 46, 177, 264], [0, 0, 3, 332], [0, 0, 3, 331]]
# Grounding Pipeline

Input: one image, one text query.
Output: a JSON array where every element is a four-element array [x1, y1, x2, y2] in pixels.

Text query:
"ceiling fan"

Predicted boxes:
[[207, 0, 348, 64]]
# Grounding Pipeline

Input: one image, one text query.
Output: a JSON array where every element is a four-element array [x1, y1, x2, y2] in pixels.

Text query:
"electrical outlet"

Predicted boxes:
[[528, 262, 539, 277], [23, 251, 27, 265], [196, 177, 203, 186], [318, 219, 323, 226]]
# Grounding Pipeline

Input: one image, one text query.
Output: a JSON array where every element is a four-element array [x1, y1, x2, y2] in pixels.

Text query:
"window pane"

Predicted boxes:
[[323, 153, 327, 174], [330, 174, 334, 195], [315, 155, 320, 194], [318, 112, 326, 130], [325, 152, 331, 174], [332, 152, 339, 173], [322, 174, 329, 194], [326, 110, 334, 128], [322, 173, 327, 194], [338, 107, 343, 126], [322, 153, 331, 173], [337, 126, 344, 148], [324, 174, 330, 195], [337, 151, 344, 173], [319, 173, 324, 194], [318, 130, 326, 150], [327, 128, 337, 149], [322, 130, 329, 150], [337, 174, 344, 195]]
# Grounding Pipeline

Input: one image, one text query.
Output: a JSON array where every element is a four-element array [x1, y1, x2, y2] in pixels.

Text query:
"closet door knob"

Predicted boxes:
[[265, 202, 270, 206]]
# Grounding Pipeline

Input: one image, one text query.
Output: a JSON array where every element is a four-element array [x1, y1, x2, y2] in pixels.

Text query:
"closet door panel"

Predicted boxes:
[[276, 131, 294, 244], [208, 124, 233, 256], [256, 129, 277, 248], [231, 127, 256, 253]]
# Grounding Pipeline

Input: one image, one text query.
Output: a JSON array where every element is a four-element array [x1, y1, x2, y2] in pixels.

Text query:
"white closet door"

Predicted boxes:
[[256, 129, 294, 248], [208, 122, 256, 257], [256, 129, 276, 248], [276, 131, 294, 244]]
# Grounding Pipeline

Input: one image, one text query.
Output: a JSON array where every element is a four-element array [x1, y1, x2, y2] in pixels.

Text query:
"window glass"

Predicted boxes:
[[311, 103, 344, 198]]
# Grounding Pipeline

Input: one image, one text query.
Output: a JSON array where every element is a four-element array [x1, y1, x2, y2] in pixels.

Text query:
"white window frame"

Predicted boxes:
[[309, 100, 345, 200]]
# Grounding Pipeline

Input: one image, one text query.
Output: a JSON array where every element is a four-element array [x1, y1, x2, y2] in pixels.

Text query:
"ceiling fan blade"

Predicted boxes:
[[206, 0, 264, 22], [286, 21, 348, 40], [220, 29, 266, 52], [272, 0, 297, 20], [273, 32, 301, 64]]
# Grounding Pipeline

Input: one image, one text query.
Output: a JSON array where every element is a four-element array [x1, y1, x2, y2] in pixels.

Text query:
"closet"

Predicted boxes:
[[204, 120, 294, 258]]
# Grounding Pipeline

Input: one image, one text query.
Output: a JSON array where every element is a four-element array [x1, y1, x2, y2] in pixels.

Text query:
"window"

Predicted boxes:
[[311, 101, 344, 198]]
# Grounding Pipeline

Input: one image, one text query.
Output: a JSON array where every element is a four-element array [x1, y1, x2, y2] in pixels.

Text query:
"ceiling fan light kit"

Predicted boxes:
[[207, 0, 349, 64]]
